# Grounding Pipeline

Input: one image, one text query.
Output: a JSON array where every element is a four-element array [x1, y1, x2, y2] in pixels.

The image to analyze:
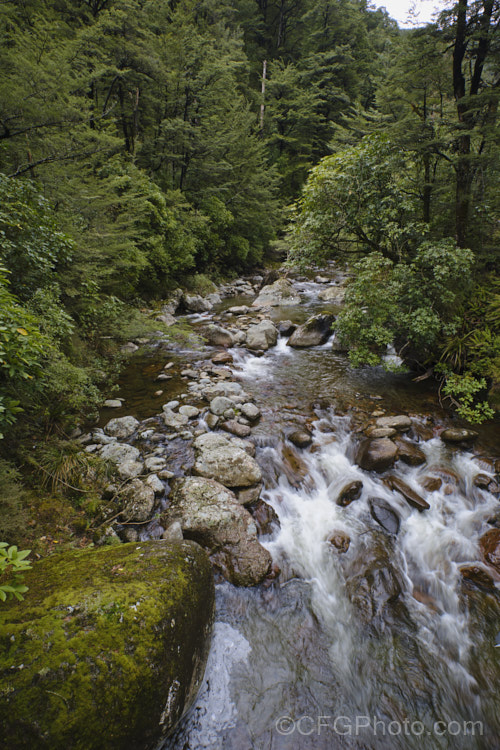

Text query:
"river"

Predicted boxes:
[[108, 273, 500, 750]]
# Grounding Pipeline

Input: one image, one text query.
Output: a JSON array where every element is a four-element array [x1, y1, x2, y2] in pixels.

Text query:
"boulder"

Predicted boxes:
[[480, 528, 500, 574], [144, 456, 167, 473], [164, 478, 272, 586], [204, 325, 234, 347], [384, 475, 430, 511], [104, 416, 139, 439], [248, 498, 280, 535], [289, 429, 312, 448], [346, 551, 403, 623], [193, 432, 261, 487], [245, 320, 279, 351], [369, 498, 400, 534], [120, 342, 139, 354], [235, 484, 262, 506], [287, 313, 334, 348], [119, 478, 155, 522], [155, 312, 176, 326], [117, 459, 144, 480], [163, 408, 189, 429], [394, 437, 426, 466], [183, 294, 213, 313], [356, 438, 398, 473], [365, 426, 397, 439], [441, 428, 478, 443], [178, 405, 200, 418], [145, 473, 165, 495], [459, 564, 498, 590], [252, 278, 301, 307], [0, 541, 214, 749], [336, 480, 363, 507], [211, 351, 233, 365], [103, 399, 122, 408], [100, 443, 141, 465]]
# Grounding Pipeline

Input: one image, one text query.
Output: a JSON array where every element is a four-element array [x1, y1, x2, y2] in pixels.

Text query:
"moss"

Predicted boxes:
[[0, 540, 214, 750]]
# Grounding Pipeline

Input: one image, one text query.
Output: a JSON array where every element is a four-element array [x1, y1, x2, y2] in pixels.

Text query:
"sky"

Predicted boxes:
[[374, 0, 446, 27]]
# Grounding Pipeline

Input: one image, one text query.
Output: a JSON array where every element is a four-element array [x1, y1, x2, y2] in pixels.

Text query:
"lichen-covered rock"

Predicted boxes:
[[203, 325, 234, 347], [0, 540, 214, 750], [100, 443, 141, 465], [287, 313, 334, 348], [193, 432, 261, 487], [104, 416, 140, 439], [183, 293, 213, 313], [164, 477, 272, 586], [119, 478, 155, 521], [252, 278, 301, 307]]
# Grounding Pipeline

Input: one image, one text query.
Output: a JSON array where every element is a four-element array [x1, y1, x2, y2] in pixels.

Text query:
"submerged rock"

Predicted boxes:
[[287, 313, 334, 348], [394, 437, 426, 466], [328, 530, 351, 553], [336, 480, 363, 507], [193, 432, 261, 487], [165, 477, 272, 586], [480, 528, 500, 574], [356, 438, 398, 473], [0, 540, 214, 750]]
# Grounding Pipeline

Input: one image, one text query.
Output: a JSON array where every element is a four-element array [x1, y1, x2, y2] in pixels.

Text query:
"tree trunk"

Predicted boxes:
[[260, 60, 267, 135]]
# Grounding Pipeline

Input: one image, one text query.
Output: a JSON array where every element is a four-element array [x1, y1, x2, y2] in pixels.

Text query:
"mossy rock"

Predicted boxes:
[[0, 540, 214, 750]]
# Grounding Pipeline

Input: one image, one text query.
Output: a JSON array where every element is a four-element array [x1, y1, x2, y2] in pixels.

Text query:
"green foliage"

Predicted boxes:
[[336, 240, 474, 368], [288, 134, 426, 265], [0, 459, 29, 543], [0, 542, 31, 602], [440, 372, 495, 425]]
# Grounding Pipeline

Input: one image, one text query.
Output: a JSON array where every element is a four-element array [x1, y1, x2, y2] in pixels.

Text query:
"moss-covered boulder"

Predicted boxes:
[[0, 540, 214, 750]]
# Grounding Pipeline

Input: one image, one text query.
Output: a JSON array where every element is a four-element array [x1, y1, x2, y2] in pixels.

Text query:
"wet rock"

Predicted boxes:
[[346, 548, 403, 622], [104, 415, 139, 439], [245, 320, 279, 350], [369, 498, 400, 534], [384, 475, 430, 511], [330, 333, 348, 352], [394, 437, 426, 466], [441, 428, 478, 443], [183, 293, 213, 313], [235, 484, 262, 506], [202, 380, 246, 401], [375, 415, 412, 431], [221, 420, 252, 438], [193, 432, 261, 487], [356, 438, 398, 473], [459, 564, 498, 590], [100, 443, 141, 465], [289, 429, 312, 448], [0, 540, 214, 748], [103, 399, 122, 408], [228, 305, 249, 315], [120, 479, 155, 522], [210, 396, 235, 415], [473, 473, 493, 489], [480, 528, 500, 574], [241, 402, 260, 421], [278, 320, 297, 336], [328, 530, 351, 553], [252, 278, 301, 307], [248, 498, 280, 535], [204, 325, 234, 347], [287, 313, 335, 348], [164, 477, 271, 586], [336, 480, 363, 507], [117, 459, 144, 480], [211, 351, 233, 365], [420, 476, 443, 493]]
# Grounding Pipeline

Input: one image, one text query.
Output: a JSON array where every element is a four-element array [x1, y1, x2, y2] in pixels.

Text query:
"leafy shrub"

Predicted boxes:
[[0, 543, 31, 602]]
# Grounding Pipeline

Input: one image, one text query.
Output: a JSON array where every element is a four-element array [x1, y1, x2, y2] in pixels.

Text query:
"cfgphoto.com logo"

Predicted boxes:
[[274, 715, 483, 738]]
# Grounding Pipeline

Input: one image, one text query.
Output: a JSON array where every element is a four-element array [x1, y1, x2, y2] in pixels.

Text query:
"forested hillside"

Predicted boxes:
[[0, 0, 498, 448]]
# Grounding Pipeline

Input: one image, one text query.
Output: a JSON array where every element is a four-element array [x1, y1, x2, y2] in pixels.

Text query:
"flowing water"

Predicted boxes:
[[121, 277, 500, 750]]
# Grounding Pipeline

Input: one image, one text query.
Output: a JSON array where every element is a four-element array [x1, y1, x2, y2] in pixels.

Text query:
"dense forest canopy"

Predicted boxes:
[[0, 0, 498, 444]]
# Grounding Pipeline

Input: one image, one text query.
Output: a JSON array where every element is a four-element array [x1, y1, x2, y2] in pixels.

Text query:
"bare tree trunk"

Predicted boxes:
[[260, 60, 267, 135]]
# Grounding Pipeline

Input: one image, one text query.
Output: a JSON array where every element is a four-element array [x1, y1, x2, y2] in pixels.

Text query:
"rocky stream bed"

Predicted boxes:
[[2, 266, 500, 749]]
